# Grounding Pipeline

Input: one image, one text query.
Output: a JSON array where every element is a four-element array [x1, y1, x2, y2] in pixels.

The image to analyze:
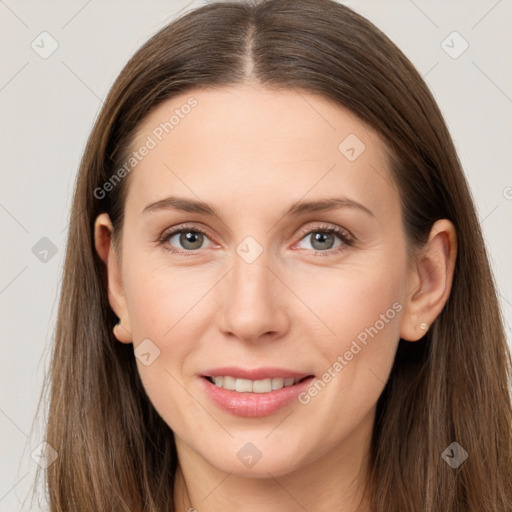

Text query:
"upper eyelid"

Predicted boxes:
[[296, 223, 352, 239], [160, 223, 216, 241]]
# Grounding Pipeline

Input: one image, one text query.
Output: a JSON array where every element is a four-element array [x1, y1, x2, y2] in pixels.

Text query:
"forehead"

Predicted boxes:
[[126, 85, 397, 218]]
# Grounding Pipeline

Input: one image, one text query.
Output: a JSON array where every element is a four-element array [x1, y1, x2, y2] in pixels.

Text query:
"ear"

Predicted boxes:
[[400, 219, 457, 341], [94, 213, 133, 344]]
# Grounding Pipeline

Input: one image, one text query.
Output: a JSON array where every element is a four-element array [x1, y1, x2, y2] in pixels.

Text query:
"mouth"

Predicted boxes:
[[203, 375, 312, 393], [199, 369, 315, 417]]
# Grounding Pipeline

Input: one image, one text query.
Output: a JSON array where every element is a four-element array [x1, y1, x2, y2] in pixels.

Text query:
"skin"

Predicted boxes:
[[94, 84, 457, 512]]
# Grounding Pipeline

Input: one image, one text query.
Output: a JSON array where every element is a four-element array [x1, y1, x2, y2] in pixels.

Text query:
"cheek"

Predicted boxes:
[[121, 263, 215, 431], [285, 261, 406, 458], [293, 253, 406, 414], [294, 257, 405, 355], [121, 254, 221, 367], [122, 238, 213, 328]]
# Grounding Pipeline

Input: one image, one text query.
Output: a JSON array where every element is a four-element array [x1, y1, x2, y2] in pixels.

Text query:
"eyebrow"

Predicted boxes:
[[142, 195, 375, 218]]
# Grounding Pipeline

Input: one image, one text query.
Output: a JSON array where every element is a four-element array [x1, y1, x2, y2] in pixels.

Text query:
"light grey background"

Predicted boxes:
[[1, 0, 511, 509]]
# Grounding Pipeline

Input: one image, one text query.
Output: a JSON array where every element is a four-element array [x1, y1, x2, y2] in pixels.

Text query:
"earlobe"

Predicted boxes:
[[94, 213, 133, 344], [112, 319, 133, 344], [400, 219, 457, 342]]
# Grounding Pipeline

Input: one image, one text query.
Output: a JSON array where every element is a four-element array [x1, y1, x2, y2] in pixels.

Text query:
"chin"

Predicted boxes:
[[199, 436, 315, 479]]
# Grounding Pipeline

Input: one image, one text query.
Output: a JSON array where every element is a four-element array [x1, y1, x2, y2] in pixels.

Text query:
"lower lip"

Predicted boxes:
[[200, 376, 315, 417]]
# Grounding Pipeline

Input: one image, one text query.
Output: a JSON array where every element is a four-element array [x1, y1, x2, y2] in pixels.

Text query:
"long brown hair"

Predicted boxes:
[[40, 0, 512, 510]]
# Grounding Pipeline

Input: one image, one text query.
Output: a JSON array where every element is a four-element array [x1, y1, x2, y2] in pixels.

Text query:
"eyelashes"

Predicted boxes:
[[157, 222, 355, 257]]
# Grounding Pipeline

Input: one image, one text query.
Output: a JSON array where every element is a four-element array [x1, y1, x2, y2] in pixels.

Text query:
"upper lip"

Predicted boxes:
[[200, 367, 313, 381]]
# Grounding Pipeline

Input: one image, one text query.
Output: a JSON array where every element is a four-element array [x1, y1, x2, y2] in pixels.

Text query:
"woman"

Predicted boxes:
[[42, 0, 512, 510]]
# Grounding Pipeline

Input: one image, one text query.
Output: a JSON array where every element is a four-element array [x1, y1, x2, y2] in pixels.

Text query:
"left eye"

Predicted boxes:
[[295, 228, 348, 252]]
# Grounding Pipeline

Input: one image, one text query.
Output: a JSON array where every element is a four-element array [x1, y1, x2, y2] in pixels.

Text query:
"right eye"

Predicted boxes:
[[158, 225, 215, 254]]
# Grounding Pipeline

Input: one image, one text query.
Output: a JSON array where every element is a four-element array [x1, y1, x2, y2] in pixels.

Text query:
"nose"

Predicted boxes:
[[217, 245, 291, 344]]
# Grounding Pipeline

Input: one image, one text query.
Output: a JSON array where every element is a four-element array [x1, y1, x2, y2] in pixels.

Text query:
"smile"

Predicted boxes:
[[205, 376, 308, 393], [199, 368, 315, 417]]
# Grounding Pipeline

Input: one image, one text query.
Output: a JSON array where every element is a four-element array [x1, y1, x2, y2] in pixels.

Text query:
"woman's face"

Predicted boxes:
[[101, 85, 417, 477]]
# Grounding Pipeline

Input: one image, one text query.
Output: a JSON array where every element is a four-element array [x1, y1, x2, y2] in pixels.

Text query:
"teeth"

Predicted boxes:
[[209, 376, 301, 393], [271, 377, 284, 390], [222, 376, 236, 391], [253, 378, 272, 393], [235, 378, 253, 392]]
